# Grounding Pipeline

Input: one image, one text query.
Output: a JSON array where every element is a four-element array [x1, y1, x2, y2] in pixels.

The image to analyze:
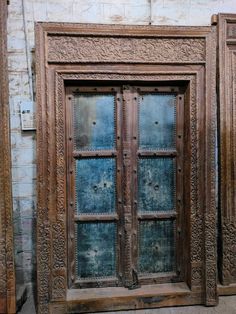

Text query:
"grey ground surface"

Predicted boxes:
[[17, 291, 236, 314]]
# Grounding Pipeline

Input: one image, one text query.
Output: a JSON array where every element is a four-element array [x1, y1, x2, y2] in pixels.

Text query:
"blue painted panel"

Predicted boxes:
[[138, 220, 175, 274], [76, 158, 116, 214], [76, 222, 116, 278], [74, 94, 115, 150], [138, 158, 175, 212], [139, 94, 176, 150]]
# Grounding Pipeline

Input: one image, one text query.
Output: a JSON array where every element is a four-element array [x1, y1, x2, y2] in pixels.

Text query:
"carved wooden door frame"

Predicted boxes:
[[35, 22, 217, 313], [0, 1, 16, 313], [217, 13, 236, 296]]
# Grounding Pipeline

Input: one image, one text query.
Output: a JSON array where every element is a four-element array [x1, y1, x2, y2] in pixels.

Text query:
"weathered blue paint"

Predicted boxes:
[[74, 94, 115, 150], [76, 158, 116, 214], [76, 222, 116, 278], [139, 94, 176, 150], [138, 220, 175, 274], [138, 158, 175, 212]]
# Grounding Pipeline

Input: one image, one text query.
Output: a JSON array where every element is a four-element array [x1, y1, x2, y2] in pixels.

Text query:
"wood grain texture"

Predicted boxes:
[[0, 1, 16, 313], [35, 22, 217, 313], [218, 13, 236, 293]]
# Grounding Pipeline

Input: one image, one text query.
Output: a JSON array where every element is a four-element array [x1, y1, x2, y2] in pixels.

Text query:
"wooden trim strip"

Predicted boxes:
[[138, 212, 177, 220], [137, 150, 177, 157], [73, 151, 117, 158], [74, 214, 119, 222], [0, 1, 16, 313]]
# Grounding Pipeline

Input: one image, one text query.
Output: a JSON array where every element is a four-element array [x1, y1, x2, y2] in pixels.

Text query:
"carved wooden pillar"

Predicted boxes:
[[0, 0, 16, 313], [218, 13, 236, 295]]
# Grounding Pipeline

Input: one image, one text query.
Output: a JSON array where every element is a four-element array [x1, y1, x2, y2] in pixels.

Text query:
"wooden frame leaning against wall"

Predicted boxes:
[[0, 0, 16, 313], [35, 22, 217, 313], [217, 13, 236, 296]]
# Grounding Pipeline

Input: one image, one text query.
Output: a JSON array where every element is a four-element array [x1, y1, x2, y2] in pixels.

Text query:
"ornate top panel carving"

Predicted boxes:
[[227, 24, 236, 38], [47, 36, 206, 64]]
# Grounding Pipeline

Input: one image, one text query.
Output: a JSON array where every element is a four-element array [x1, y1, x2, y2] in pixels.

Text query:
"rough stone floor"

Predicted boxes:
[[17, 291, 236, 314]]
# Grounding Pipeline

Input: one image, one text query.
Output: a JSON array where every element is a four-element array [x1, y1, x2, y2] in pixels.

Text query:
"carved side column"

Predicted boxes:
[[122, 86, 134, 287], [218, 14, 236, 292], [0, 0, 16, 313]]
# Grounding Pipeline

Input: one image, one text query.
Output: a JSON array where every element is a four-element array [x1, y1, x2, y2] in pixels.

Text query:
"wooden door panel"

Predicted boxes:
[[74, 94, 115, 151], [71, 89, 120, 289], [138, 94, 176, 150], [138, 157, 175, 212], [76, 222, 117, 279], [138, 220, 175, 274], [75, 158, 116, 214]]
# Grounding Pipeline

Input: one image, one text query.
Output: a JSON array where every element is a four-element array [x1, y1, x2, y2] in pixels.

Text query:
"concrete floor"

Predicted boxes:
[[17, 292, 236, 314]]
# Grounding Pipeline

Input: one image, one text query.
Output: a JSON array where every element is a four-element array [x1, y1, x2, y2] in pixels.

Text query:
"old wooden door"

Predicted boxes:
[[36, 23, 217, 312], [66, 84, 184, 289]]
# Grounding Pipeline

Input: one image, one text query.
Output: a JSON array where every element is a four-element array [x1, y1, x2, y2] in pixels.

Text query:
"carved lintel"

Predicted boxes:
[[47, 36, 206, 64]]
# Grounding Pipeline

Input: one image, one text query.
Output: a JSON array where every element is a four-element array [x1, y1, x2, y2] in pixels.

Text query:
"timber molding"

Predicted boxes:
[[35, 22, 217, 313], [218, 13, 236, 292], [0, 0, 16, 313]]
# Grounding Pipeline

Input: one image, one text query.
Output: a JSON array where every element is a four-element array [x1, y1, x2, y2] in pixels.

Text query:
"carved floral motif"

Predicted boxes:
[[48, 36, 205, 63]]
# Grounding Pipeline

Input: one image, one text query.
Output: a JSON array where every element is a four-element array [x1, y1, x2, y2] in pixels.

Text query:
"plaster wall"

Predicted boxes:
[[7, 0, 236, 286]]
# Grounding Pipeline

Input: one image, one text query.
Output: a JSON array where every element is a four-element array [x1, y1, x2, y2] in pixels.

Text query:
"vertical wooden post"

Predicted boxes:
[[218, 14, 236, 294], [0, 0, 16, 313]]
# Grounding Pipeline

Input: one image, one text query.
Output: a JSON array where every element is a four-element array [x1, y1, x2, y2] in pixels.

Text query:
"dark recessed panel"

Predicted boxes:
[[138, 158, 175, 212], [74, 94, 115, 150], [139, 94, 176, 150], [75, 158, 116, 214], [138, 220, 175, 274], [76, 222, 116, 279]]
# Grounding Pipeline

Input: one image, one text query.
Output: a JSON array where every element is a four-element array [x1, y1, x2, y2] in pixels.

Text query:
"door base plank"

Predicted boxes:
[[50, 283, 203, 313]]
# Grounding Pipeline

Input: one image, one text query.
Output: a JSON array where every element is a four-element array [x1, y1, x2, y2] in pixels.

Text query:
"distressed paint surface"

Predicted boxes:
[[74, 94, 115, 150], [75, 158, 116, 214], [76, 222, 116, 278], [138, 158, 175, 212], [138, 220, 175, 274], [139, 94, 176, 150]]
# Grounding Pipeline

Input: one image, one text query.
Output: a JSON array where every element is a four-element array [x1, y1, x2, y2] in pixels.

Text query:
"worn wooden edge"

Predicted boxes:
[[51, 283, 202, 313], [218, 284, 236, 296], [0, 0, 16, 313], [203, 27, 218, 306], [217, 13, 236, 287], [35, 21, 212, 37], [35, 21, 51, 314]]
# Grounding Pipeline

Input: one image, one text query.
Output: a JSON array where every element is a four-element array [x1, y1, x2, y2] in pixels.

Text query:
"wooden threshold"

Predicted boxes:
[[49, 283, 203, 313], [218, 284, 236, 296]]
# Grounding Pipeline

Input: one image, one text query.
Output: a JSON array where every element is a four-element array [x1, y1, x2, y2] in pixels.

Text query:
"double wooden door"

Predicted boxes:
[[66, 84, 185, 290]]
